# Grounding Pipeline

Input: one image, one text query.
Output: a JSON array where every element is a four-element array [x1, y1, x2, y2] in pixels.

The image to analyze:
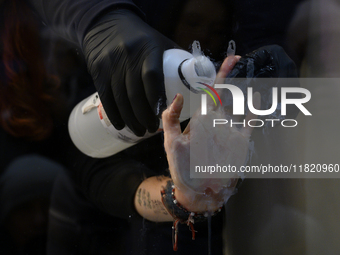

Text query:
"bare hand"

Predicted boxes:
[[162, 56, 261, 212]]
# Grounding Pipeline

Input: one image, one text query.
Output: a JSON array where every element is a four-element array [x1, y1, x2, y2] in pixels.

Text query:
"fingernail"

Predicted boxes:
[[172, 94, 178, 103], [227, 56, 238, 66], [227, 57, 234, 66]]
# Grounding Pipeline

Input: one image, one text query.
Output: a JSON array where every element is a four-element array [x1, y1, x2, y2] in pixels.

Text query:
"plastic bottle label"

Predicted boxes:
[[97, 102, 144, 143]]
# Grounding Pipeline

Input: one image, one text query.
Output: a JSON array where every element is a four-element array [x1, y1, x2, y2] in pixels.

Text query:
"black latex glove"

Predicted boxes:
[[82, 9, 177, 136], [226, 45, 300, 120], [227, 45, 298, 79]]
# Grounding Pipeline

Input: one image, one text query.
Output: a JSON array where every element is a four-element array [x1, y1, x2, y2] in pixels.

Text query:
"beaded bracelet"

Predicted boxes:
[[161, 180, 222, 251]]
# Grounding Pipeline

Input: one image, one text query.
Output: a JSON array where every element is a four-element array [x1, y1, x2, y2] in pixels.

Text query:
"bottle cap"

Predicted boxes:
[[179, 56, 216, 94]]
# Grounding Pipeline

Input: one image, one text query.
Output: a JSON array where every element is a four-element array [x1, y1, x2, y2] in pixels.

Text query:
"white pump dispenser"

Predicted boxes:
[[68, 42, 216, 158]]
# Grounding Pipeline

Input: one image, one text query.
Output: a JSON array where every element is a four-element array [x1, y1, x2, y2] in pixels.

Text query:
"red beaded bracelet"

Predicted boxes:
[[160, 180, 222, 251]]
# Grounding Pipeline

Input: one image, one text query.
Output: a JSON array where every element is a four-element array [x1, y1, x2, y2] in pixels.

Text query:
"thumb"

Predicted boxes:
[[162, 94, 184, 142]]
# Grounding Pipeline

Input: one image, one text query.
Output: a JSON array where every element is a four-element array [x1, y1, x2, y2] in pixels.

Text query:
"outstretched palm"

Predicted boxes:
[[162, 56, 261, 212]]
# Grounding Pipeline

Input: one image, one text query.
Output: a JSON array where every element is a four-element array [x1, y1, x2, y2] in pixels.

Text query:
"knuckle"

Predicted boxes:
[[118, 41, 132, 53], [143, 67, 163, 82], [118, 34, 149, 54]]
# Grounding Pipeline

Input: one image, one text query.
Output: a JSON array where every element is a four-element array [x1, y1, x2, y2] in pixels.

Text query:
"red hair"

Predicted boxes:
[[0, 0, 59, 140]]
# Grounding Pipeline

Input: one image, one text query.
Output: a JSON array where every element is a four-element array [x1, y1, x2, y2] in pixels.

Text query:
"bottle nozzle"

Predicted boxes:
[[194, 56, 216, 79]]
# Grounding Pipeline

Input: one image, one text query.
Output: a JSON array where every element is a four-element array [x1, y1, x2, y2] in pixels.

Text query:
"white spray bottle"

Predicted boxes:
[[68, 41, 216, 158]]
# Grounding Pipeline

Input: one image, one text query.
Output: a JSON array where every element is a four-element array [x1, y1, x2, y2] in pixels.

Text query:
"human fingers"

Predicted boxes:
[[162, 94, 184, 145], [126, 67, 160, 134], [216, 55, 241, 80], [111, 72, 147, 136], [141, 47, 168, 127]]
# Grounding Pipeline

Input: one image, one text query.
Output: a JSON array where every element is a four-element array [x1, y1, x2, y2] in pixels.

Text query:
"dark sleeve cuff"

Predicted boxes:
[[76, 1, 145, 44], [28, 0, 145, 45], [74, 154, 156, 219]]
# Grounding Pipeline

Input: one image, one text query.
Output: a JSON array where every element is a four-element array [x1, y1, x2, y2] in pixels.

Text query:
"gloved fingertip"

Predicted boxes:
[[130, 126, 146, 137], [154, 96, 168, 118], [147, 118, 160, 134], [112, 121, 125, 131]]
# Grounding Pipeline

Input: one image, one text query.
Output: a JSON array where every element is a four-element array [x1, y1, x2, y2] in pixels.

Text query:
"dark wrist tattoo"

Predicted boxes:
[[136, 187, 169, 216]]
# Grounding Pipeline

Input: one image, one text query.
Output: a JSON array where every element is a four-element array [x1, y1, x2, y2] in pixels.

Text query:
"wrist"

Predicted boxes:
[[161, 180, 222, 220], [134, 176, 173, 222], [82, 7, 145, 50], [174, 185, 222, 213], [160, 180, 222, 251]]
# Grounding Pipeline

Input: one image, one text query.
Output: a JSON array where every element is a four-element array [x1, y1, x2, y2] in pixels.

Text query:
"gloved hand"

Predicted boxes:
[[227, 44, 298, 78], [226, 45, 300, 120], [82, 9, 177, 136]]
